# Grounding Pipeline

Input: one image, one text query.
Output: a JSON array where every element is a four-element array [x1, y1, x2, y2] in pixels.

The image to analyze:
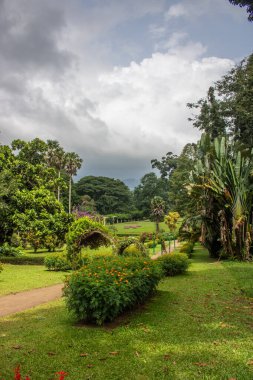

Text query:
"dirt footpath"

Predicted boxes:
[[0, 283, 63, 317]]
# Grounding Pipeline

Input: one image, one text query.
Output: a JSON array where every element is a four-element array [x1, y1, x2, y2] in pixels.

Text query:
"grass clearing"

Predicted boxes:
[[0, 265, 66, 296], [0, 245, 252, 379]]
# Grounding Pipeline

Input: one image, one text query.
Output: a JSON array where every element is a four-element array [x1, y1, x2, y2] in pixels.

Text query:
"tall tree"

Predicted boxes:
[[75, 176, 134, 215], [45, 140, 66, 201], [150, 196, 166, 234], [133, 173, 168, 217], [65, 152, 82, 213]]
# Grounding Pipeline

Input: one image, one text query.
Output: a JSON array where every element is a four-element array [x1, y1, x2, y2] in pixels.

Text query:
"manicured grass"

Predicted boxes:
[[111, 220, 170, 235], [0, 265, 66, 296], [224, 261, 253, 298], [0, 245, 253, 379]]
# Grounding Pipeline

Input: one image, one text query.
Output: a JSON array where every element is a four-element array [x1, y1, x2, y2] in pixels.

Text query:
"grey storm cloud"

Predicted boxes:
[[0, 0, 250, 182], [0, 0, 73, 75]]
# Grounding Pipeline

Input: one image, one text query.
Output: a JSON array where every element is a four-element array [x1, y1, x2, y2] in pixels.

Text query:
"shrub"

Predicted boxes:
[[0, 243, 22, 257], [179, 241, 195, 257], [0, 256, 45, 265], [44, 253, 71, 271], [116, 237, 148, 257], [66, 217, 112, 267], [63, 256, 163, 325], [157, 253, 189, 276]]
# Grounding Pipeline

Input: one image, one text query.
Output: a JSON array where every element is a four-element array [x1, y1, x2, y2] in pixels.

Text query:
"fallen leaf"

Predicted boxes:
[[109, 351, 119, 356], [47, 352, 56, 356], [80, 353, 88, 357], [87, 364, 94, 368], [194, 362, 209, 367], [12, 345, 22, 350], [247, 359, 253, 366], [135, 351, 140, 357], [163, 355, 171, 361]]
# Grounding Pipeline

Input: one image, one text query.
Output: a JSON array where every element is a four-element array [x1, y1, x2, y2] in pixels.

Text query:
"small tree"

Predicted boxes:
[[150, 196, 166, 234], [165, 211, 180, 250]]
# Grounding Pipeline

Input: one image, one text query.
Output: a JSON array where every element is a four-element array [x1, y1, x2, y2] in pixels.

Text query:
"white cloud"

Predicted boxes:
[[166, 3, 187, 19]]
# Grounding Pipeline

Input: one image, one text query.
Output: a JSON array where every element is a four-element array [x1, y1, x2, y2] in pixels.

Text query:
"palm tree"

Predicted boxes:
[[150, 196, 166, 234], [65, 152, 83, 213], [45, 140, 66, 201]]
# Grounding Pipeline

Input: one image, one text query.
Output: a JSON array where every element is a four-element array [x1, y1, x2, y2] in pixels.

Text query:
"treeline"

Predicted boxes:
[[149, 53, 253, 260]]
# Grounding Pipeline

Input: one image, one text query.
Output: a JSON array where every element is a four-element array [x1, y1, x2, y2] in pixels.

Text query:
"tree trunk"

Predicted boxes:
[[155, 222, 160, 234], [68, 175, 72, 214], [57, 170, 61, 202]]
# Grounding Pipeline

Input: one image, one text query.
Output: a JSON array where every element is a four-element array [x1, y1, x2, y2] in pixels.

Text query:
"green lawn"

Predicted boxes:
[[0, 245, 253, 379], [0, 265, 66, 296], [110, 220, 170, 235]]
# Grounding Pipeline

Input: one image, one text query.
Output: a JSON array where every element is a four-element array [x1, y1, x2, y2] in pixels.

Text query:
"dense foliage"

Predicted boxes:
[[66, 217, 112, 267], [116, 237, 148, 257], [156, 253, 189, 276], [63, 256, 163, 325], [74, 176, 134, 215], [0, 138, 82, 248]]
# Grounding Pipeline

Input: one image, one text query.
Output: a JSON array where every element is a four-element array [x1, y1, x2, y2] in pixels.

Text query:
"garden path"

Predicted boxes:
[[0, 283, 63, 317], [0, 240, 180, 318], [151, 239, 179, 260]]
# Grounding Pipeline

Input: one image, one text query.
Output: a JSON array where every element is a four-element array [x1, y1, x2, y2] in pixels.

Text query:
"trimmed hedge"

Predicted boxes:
[[63, 256, 163, 325], [157, 253, 189, 276], [0, 256, 45, 265]]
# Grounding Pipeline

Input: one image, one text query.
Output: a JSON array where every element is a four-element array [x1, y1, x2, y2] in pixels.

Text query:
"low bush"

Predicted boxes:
[[0, 256, 43, 265], [156, 252, 189, 276], [0, 243, 22, 257], [63, 256, 163, 325], [116, 237, 148, 257], [44, 252, 71, 271], [179, 241, 195, 257]]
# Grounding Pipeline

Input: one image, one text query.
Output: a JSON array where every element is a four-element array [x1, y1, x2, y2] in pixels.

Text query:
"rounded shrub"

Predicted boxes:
[[156, 252, 189, 276], [116, 237, 148, 257], [179, 241, 195, 257], [44, 253, 71, 271]]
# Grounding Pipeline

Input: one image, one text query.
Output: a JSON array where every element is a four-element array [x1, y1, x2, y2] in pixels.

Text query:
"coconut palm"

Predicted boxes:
[[65, 152, 83, 213]]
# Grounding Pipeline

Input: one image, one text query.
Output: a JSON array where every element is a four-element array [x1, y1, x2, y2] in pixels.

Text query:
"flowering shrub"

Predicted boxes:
[[156, 253, 189, 276], [63, 256, 163, 325]]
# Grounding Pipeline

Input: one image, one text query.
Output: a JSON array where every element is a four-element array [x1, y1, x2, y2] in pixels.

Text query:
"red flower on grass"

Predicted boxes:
[[56, 371, 68, 380]]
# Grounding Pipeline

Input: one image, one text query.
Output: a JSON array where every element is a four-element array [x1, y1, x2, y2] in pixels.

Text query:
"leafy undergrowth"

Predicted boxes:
[[0, 265, 65, 296], [0, 245, 252, 379]]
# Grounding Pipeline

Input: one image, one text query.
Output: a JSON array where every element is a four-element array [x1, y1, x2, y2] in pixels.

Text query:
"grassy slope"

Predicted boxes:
[[0, 265, 66, 296], [0, 246, 252, 379]]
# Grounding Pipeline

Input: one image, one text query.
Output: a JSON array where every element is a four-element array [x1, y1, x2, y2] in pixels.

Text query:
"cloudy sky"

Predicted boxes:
[[0, 0, 252, 185]]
